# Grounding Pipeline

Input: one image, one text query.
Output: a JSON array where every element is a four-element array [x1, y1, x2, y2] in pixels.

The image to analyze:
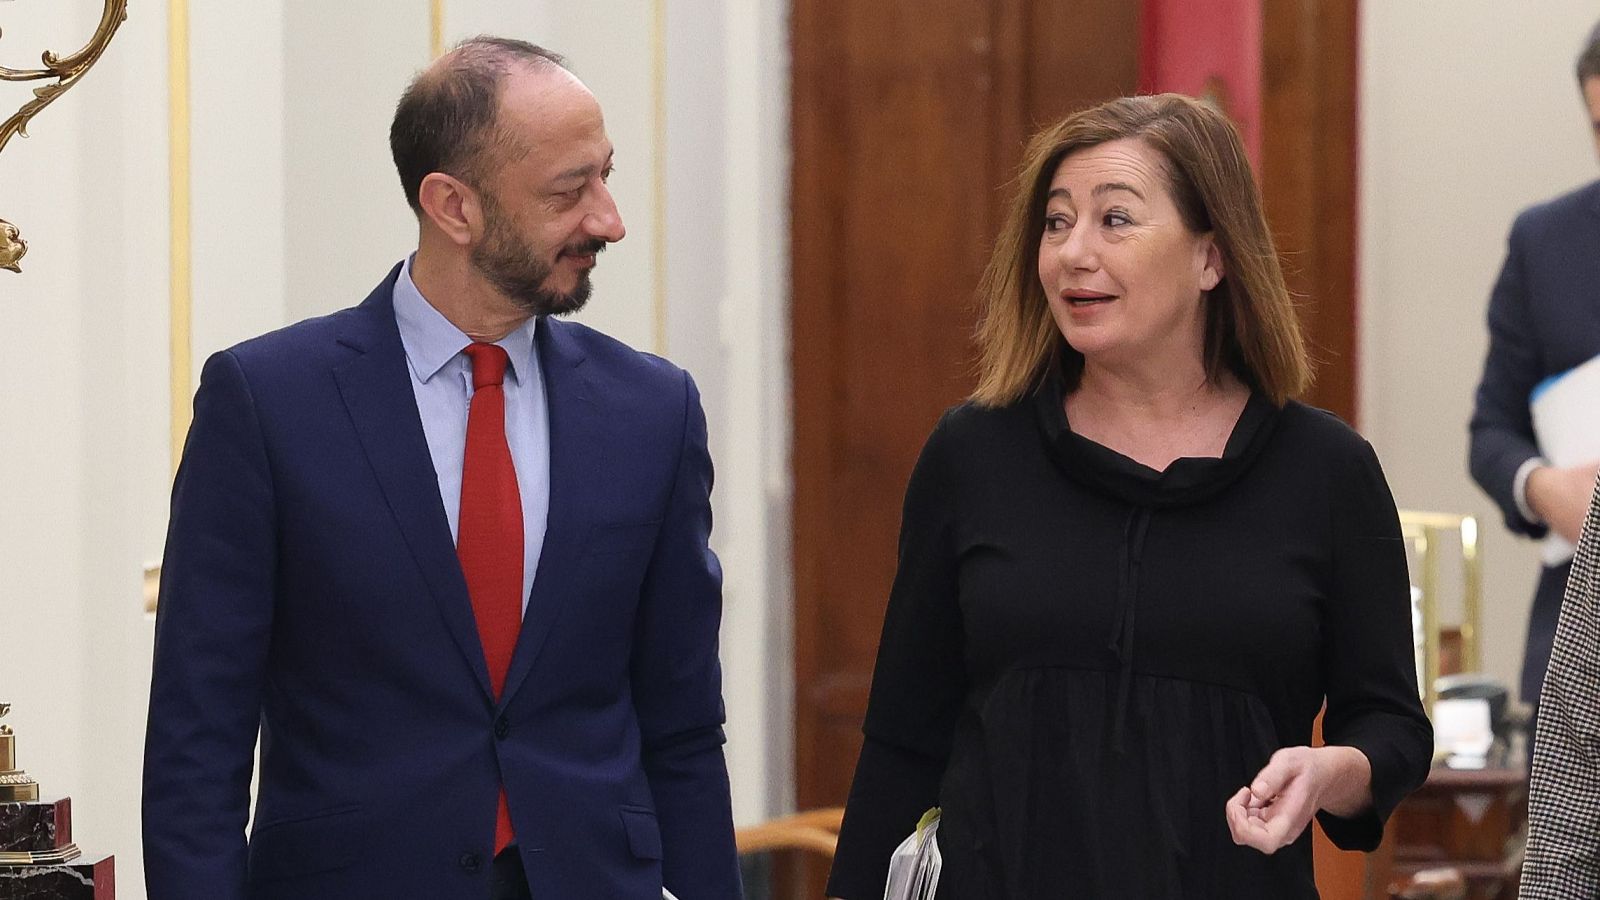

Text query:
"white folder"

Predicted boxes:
[[1530, 353, 1600, 565]]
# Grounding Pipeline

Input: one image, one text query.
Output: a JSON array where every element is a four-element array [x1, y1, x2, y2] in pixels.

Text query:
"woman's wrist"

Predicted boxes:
[[1315, 745, 1374, 818]]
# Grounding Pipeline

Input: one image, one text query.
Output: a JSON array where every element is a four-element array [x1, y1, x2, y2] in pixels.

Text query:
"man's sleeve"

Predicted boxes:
[[142, 350, 277, 900], [630, 370, 741, 898], [1522, 480, 1600, 898], [1469, 214, 1549, 538]]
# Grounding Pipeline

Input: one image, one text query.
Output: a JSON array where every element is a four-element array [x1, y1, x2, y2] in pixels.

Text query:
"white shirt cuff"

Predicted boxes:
[[1514, 455, 1549, 525]]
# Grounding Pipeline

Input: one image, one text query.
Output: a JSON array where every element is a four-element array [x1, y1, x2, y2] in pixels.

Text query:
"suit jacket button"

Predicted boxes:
[[495, 716, 510, 740], [459, 852, 482, 873]]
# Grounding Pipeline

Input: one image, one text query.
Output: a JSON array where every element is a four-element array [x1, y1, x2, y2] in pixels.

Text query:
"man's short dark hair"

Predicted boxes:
[[1579, 18, 1600, 84], [390, 37, 567, 214]]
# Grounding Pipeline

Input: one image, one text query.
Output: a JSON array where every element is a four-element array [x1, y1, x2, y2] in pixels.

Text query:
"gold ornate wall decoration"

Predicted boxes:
[[0, 0, 129, 273]]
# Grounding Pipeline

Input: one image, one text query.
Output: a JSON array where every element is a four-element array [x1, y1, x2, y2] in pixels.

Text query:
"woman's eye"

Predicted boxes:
[[1044, 215, 1072, 232], [1103, 211, 1131, 227]]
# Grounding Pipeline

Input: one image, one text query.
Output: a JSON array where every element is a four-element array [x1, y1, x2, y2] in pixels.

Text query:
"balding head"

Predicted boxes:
[[389, 36, 568, 214]]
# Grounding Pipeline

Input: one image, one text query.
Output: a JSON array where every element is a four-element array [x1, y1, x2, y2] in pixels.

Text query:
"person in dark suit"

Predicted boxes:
[[1469, 18, 1600, 715], [141, 37, 740, 899]]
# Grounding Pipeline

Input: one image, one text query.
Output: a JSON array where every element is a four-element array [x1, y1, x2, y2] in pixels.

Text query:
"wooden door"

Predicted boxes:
[[789, 1, 1141, 892], [1259, 0, 1360, 423]]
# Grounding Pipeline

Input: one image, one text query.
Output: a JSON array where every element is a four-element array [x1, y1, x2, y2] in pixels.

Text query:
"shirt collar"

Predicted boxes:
[[393, 255, 540, 385]]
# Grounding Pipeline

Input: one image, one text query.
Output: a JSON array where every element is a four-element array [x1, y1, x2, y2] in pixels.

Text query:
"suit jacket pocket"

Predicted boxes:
[[619, 805, 663, 860], [586, 521, 662, 559], [247, 805, 363, 882]]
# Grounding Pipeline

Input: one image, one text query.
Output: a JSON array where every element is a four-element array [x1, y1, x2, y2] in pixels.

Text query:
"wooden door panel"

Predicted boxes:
[[1260, 0, 1359, 423], [791, 0, 1143, 831], [793, 0, 1004, 815]]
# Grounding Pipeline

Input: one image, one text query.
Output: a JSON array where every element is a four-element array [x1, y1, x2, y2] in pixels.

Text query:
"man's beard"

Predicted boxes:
[[471, 196, 604, 317]]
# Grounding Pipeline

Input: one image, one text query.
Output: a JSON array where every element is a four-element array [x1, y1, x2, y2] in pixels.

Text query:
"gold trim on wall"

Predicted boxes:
[[1398, 510, 1484, 712], [169, 0, 192, 477], [430, 0, 445, 59], [153, 0, 193, 614], [651, 0, 668, 356]]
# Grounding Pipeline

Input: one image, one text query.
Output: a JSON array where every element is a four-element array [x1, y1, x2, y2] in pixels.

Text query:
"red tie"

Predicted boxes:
[[458, 342, 523, 854]]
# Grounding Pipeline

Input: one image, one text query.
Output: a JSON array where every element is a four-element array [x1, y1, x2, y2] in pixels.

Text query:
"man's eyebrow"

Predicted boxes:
[[551, 149, 615, 185]]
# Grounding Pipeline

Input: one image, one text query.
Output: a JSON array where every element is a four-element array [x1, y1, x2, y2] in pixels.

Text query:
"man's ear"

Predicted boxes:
[[417, 173, 481, 246], [1199, 235, 1225, 292]]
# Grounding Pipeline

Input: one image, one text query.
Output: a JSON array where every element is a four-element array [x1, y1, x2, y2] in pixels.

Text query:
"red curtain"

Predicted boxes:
[[1140, 0, 1262, 168]]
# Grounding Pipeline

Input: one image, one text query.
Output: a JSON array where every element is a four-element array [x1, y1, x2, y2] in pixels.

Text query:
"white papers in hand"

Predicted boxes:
[[1530, 353, 1600, 565], [884, 809, 942, 900]]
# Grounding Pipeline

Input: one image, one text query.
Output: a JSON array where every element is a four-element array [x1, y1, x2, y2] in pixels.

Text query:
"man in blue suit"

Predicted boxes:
[[1470, 19, 1600, 718], [142, 37, 741, 899]]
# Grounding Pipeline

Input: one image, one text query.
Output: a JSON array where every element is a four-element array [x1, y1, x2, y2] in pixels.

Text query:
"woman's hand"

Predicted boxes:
[[1224, 745, 1372, 854]]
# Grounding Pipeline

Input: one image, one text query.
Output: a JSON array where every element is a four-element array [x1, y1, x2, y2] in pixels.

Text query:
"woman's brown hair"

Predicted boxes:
[[971, 93, 1310, 407]]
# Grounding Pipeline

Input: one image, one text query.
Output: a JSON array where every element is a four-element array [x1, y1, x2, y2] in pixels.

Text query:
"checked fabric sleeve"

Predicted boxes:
[[1523, 475, 1600, 898]]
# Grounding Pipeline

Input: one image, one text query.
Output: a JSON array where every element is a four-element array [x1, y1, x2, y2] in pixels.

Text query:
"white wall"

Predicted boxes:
[[189, 0, 290, 353], [662, 0, 796, 824], [0, 0, 172, 886], [278, 0, 423, 326], [0, 0, 94, 833], [1360, 3, 1600, 697], [1, 3, 789, 898]]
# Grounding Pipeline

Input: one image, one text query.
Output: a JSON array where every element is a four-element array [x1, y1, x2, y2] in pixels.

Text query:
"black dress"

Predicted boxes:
[[826, 373, 1433, 899]]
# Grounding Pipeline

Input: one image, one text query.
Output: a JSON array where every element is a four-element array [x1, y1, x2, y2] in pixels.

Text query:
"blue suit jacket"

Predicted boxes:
[[1470, 179, 1600, 705], [142, 266, 741, 899]]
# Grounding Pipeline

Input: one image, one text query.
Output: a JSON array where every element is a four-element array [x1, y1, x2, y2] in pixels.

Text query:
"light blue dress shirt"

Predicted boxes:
[[392, 256, 550, 614]]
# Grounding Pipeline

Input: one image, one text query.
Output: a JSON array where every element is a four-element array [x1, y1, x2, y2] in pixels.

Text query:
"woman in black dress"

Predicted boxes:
[[826, 94, 1432, 899]]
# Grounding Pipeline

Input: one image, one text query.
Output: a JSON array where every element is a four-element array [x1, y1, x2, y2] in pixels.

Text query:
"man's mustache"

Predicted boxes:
[[561, 239, 607, 258]]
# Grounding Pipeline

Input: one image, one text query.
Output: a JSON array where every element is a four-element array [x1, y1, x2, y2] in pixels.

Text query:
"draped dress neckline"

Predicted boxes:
[[1030, 362, 1282, 752], [1030, 362, 1281, 509]]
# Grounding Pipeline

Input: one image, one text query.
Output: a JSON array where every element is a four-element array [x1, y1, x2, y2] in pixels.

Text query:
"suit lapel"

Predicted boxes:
[[333, 269, 494, 702], [502, 317, 597, 705]]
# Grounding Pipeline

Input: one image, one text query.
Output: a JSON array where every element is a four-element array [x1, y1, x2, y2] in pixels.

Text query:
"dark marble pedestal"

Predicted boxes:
[[0, 855, 115, 899], [0, 798, 113, 898], [0, 799, 73, 864], [0, 798, 77, 867]]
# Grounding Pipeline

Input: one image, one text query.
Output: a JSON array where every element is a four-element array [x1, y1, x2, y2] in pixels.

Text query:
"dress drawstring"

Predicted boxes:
[[1106, 506, 1152, 754]]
